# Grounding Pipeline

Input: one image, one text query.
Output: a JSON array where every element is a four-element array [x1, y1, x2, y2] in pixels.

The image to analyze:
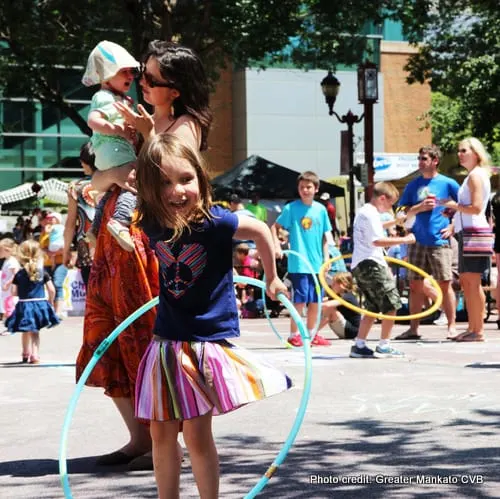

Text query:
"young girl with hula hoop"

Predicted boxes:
[[134, 133, 292, 498]]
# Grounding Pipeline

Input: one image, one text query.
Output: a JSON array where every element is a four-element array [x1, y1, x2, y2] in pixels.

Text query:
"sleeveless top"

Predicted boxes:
[[454, 167, 490, 232]]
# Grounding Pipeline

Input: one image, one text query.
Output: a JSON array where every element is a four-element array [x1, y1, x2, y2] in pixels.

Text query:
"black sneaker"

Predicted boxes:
[[350, 344, 375, 358]]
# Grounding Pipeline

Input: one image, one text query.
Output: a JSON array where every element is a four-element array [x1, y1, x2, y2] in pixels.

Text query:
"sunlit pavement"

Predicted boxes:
[[1, 314, 499, 498]]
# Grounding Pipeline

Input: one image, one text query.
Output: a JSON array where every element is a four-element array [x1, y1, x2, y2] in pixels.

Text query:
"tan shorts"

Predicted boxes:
[[329, 315, 346, 339], [407, 242, 452, 281]]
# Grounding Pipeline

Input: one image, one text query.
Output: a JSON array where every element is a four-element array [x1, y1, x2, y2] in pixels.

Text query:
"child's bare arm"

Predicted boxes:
[[270, 222, 283, 258], [373, 233, 416, 248], [88, 110, 133, 140], [322, 233, 330, 264]]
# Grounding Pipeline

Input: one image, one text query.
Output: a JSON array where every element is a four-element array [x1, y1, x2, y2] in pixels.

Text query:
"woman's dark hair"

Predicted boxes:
[[143, 41, 213, 151], [79, 142, 97, 171]]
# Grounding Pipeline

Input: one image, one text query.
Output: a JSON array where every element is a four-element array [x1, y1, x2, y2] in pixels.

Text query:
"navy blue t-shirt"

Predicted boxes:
[[146, 205, 240, 341], [13, 268, 51, 299]]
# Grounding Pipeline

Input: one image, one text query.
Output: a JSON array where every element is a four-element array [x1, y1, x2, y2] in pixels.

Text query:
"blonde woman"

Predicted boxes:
[[443, 138, 492, 342]]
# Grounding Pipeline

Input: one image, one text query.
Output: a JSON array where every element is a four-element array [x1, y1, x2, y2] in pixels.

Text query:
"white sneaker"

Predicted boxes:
[[433, 312, 447, 326]]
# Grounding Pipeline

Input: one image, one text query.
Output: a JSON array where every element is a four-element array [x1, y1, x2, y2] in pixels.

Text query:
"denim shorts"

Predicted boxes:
[[52, 264, 69, 301]]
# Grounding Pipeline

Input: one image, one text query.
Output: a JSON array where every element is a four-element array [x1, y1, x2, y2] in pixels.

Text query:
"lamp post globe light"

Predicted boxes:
[[320, 71, 341, 116]]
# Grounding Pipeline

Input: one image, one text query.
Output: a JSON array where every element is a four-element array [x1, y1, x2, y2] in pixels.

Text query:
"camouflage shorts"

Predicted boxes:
[[353, 260, 402, 314]]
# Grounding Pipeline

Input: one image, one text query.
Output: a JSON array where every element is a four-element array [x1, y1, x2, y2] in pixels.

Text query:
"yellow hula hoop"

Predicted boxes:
[[319, 254, 443, 321]]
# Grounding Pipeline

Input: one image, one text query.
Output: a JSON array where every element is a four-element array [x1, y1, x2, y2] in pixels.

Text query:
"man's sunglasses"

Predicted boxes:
[[137, 66, 177, 89]]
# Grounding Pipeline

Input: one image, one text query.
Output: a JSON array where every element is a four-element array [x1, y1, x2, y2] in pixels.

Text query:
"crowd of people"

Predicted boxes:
[[226, 139, 497, 359], [0, 35, 497, 498]]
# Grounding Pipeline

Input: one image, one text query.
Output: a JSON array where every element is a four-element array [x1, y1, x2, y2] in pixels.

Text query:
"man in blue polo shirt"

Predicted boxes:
[[395, 145, 459, 340]]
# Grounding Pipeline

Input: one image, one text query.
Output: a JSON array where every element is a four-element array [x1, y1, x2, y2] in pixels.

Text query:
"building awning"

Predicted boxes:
[[0, 178, 69, 206]]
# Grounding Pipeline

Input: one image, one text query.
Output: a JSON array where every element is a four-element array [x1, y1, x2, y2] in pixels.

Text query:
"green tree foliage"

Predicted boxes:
[[0, 0, 405, 134], [419, 92, 471, 153], [400, 0, 500, 159], [0, 0, 128, 133]]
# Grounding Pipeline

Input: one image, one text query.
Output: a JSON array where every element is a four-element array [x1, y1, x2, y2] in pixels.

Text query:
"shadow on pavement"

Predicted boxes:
[[0, 456, 149, 477], [1, 412, 499, 497], [465, 363, 500, 369]]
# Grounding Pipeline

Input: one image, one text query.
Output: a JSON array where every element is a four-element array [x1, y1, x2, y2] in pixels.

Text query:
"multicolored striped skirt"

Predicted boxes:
[[135, 337, 292, 421]]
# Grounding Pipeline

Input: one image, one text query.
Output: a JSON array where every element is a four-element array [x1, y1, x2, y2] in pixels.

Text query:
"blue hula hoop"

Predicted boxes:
[[59, 275, 312, 499], [262, 249, 322, 348]]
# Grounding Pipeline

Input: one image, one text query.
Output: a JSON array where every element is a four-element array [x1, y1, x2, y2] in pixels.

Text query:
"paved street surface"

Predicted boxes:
[[1, 314, 500, 498]]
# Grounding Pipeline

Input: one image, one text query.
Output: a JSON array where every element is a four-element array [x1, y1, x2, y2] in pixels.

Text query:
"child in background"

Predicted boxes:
[[271, 171, 332, 347], [5, 240, 60, 364], [233, 243, 262, 317], [318, 272, 361, 340], [47, 212, 65, 253], [0, 238, 20, 320], [46, 212, 65, 272], [134, 133, 291, 498], [350, 182, 416, 358], [233, 243, 260, 279], [82, 40, 140, 252]]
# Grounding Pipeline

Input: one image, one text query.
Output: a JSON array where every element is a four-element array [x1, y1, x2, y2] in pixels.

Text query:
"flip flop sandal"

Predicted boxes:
[[455, 332, 485, 342], [394, 330, 421, 340], [449, 331, 471, 341]]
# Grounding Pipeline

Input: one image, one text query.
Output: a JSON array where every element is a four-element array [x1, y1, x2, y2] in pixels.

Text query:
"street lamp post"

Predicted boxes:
[[357, 61, 379, 201], [320, 71, 363, 230], [321, 63, 379, 225]]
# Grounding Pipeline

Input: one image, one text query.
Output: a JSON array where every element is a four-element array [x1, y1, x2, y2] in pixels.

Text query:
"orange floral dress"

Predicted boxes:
[[76, 189, 159, 400]]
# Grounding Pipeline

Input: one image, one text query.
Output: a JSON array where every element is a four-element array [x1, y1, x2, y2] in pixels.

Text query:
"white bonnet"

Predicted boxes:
[[82, 40, 140, 86]]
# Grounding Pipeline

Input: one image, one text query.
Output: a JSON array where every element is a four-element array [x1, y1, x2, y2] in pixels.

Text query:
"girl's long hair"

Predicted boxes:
[[17, 240, 42, 282], [136, 133, 213, 241], [143, 41, 212, 151]]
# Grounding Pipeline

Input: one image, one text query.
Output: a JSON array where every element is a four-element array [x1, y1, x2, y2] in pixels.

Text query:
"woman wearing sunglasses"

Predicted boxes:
[[116, 41, 212, 152], [441, 138, 492, 342], [76, 41, 212, 471]]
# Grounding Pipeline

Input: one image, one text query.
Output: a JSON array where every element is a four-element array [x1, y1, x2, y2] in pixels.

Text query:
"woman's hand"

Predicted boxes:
[[440, 224, 454, 239], [440, 199, 458, 210], [115, 102, 154, 139]]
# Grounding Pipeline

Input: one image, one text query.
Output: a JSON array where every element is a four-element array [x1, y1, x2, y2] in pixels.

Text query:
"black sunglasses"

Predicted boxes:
[[139, 65, 177, 89]]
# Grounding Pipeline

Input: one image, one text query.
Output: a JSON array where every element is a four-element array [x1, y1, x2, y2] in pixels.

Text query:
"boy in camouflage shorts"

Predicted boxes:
[[350, 182, 416, 358]]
